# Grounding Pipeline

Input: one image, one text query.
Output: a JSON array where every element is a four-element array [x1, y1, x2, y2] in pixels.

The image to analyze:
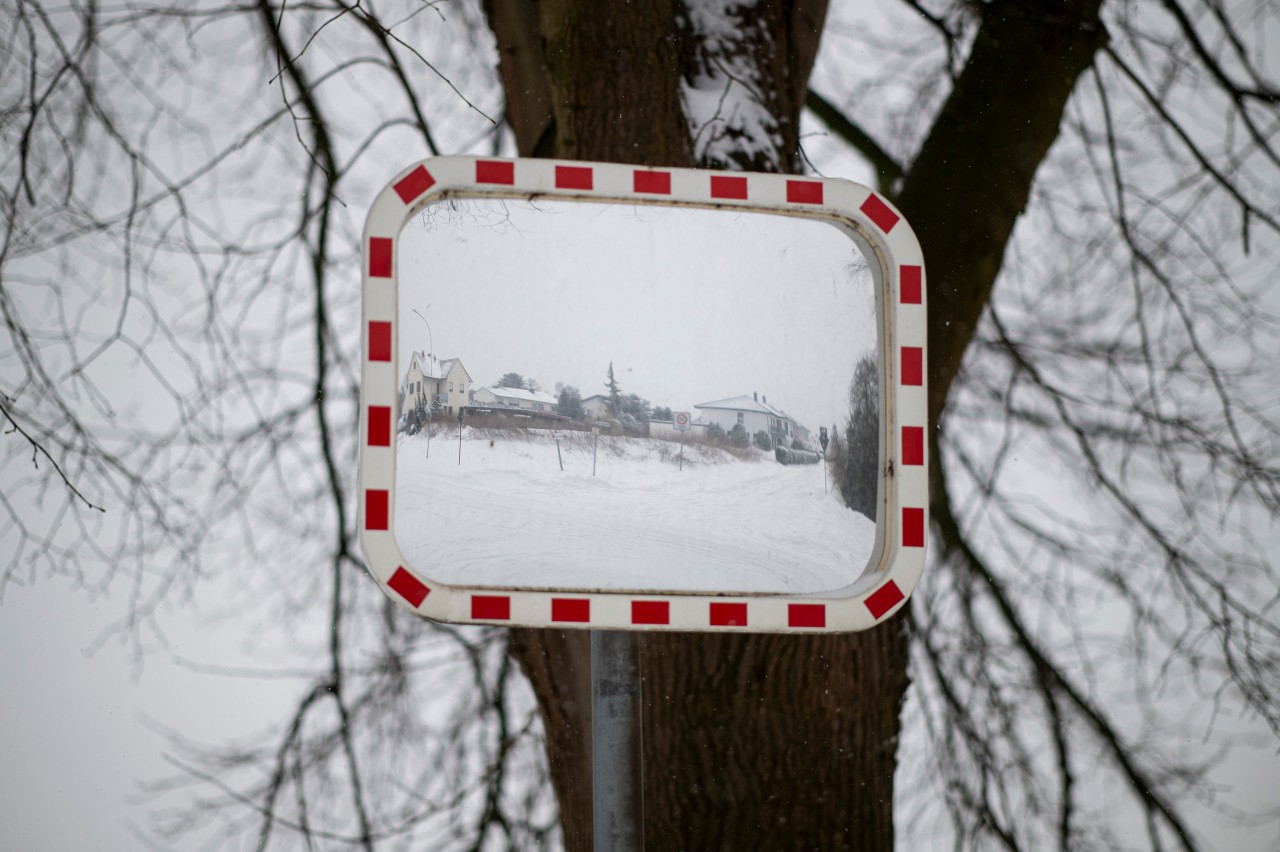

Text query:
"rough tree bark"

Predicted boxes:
[[488, 1, 1105, 848]]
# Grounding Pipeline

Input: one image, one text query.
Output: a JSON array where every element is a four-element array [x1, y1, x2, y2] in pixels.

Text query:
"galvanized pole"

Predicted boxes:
[[592, 630, 644, 852]]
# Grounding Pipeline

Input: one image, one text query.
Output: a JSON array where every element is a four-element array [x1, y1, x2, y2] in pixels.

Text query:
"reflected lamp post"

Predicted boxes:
[[413, 309, 434, 452], [411, 308, 433, 359]]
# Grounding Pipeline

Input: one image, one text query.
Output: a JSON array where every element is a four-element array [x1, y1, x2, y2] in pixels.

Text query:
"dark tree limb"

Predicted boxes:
[[805, 88, 905, 190], [892, 0, 1109, 427]]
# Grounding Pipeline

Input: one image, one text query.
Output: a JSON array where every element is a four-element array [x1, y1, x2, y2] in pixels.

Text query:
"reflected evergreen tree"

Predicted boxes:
[[556, 385, 584, 421], [605, 362, 621, 414], [841, 353, 880, 521]]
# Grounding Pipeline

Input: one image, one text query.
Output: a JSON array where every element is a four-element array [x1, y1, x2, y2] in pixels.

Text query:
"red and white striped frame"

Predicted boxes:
[[360, 157, 927, 633]]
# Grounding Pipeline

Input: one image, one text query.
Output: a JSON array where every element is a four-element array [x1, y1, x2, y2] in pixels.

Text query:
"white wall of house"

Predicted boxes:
[[705, 407, 772, 438], [437, 359, 472, 414], [403, 358, 427, 414], [694, 394, 810, 448], [581, 395, 611, 419], [470, 386, 502, 408]]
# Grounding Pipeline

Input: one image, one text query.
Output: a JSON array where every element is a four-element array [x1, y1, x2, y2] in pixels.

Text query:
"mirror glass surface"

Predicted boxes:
[[394, 197, 881, 594]]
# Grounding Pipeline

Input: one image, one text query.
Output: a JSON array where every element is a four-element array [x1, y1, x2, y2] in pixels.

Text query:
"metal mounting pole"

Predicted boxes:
[[592, 630, 644, 852]]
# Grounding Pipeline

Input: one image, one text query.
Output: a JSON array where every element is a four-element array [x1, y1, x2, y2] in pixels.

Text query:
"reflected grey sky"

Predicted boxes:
[[398, 199, 878, 431]]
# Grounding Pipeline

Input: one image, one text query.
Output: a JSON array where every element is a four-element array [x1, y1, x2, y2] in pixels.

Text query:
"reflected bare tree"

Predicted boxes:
[[2, 0, 1278, 849]]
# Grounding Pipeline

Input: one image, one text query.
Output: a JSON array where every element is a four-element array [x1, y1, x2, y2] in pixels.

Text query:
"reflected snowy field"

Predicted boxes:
[[394, 428, 875, 594]]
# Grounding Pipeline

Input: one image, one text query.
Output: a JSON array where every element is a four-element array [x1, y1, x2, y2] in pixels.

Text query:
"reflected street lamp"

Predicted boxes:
[[411, 308, 433, 358]]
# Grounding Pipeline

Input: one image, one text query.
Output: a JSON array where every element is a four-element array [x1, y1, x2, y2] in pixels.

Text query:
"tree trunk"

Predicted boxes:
[[509, 620, 910, 852], [488, 4, 908, 850], [639, 625, 909, 852], [487, 1, 1104, 848]]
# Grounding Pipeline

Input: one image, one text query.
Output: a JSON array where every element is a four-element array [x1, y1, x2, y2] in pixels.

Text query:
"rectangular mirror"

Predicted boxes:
[[392, 197, 881, 595]]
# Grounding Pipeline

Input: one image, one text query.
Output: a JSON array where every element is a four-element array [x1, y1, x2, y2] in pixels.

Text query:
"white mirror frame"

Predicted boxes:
[[360, 157, 927, 633]]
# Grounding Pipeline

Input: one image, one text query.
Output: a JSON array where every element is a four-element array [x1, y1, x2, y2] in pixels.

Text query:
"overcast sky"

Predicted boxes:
[[398, 199, 878, 430]]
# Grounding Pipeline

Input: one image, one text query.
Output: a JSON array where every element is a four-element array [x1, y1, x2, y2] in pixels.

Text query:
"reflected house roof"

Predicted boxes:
[[695, 394, 810, 437], [408, 351, 470, 382], [695, 394, 788, 418], [474, 385, 558, 406]]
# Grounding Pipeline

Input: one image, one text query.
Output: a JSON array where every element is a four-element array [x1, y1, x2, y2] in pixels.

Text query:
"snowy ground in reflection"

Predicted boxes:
[[393, 427, 875, 594]]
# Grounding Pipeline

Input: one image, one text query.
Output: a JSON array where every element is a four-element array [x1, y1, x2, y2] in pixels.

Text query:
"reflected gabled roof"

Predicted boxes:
[[409, 352, 471, 382], [474, 385, 558, 405], [695, 394, 785, 417]]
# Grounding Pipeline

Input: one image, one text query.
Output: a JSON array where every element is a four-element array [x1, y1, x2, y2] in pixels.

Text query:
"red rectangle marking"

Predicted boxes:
[[633, 170, 671, 194], [864, 580, 904, 620], [901, 347, 923, 386], [631, 600, 670, 625], [788, 603, 826, 628], [555, 165, 593, 190], [368, 406, 392, 447], [860, 193, 900, 233], [476, 160, 515, 185], [471, 595, 511, 620], [393, 166, 435, 204], [710, 175, 748, 200], [903, 507, 925, 547], [551, 598, 591, 623], [786, 180, 823, 204], [387, 567, 430, 607], [368, 321, 392, 362], [365, 489, 389, 530], [368, 237, 393, 278], [709, 602, 748, 627], [902, 426, 924, 466], [900, 265, 922, 304]]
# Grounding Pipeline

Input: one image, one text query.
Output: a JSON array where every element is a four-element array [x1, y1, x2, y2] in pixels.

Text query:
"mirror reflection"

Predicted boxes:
[[394, 198, 881, 594]]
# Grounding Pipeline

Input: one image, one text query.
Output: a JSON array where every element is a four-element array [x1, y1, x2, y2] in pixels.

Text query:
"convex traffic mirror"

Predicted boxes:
[[360, 157, 927, 632]]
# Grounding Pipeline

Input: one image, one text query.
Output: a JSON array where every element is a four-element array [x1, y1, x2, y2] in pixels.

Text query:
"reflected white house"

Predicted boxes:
[[402, 352, 472, 418], [581, 393, 612, 420], [694, 393, 811, 448], [470, 385, 559, 413]]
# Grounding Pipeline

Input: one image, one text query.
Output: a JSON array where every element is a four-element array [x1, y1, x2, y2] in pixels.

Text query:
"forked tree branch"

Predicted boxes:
[[804, 88, 904, 189]]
